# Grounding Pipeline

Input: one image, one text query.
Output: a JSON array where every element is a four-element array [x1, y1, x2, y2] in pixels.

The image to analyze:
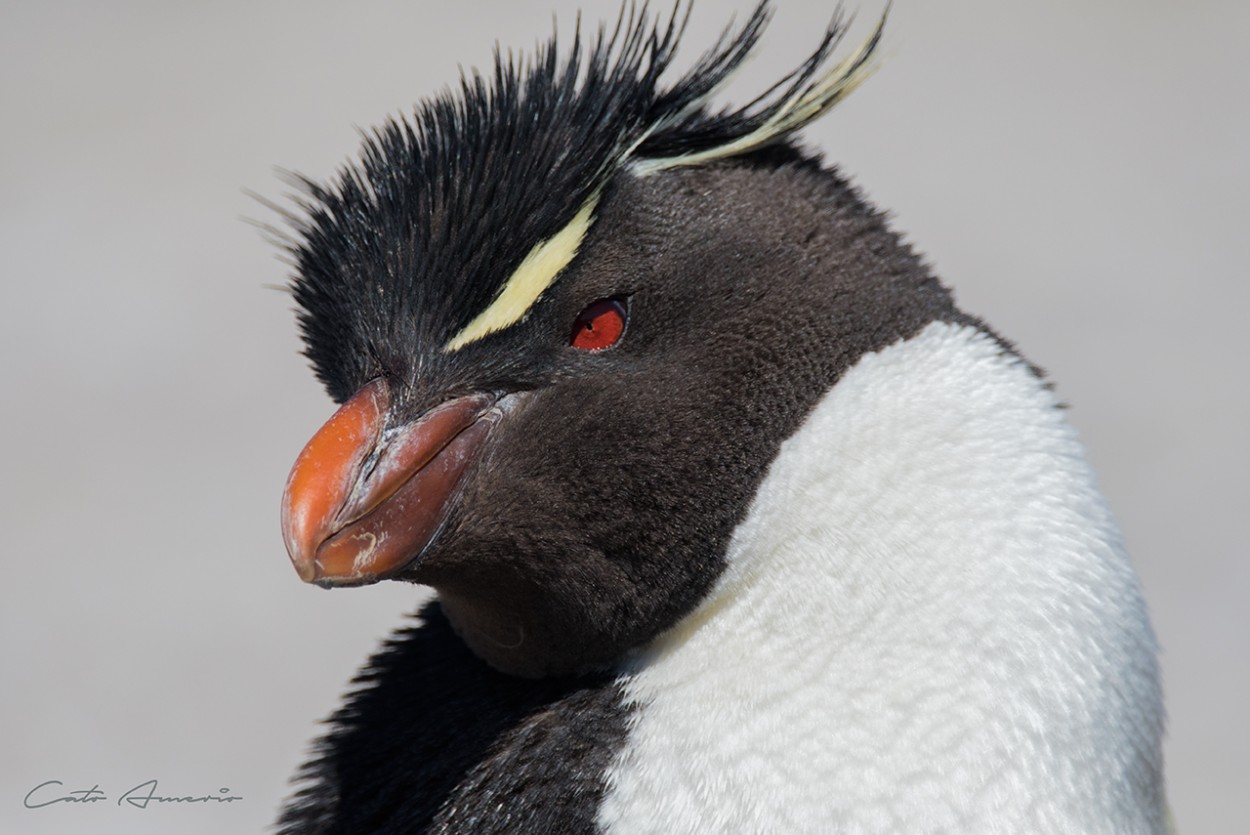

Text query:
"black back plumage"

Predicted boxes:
[[278, 603, 630, 834]]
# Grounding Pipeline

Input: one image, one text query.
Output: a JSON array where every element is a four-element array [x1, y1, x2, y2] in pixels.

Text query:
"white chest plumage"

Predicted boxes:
[[598, 322, 1165, 834]]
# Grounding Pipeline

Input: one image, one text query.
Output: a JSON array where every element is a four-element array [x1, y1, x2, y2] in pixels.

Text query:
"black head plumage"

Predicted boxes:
[[274, 7, 989, 827], [275, 1, 882, 403]]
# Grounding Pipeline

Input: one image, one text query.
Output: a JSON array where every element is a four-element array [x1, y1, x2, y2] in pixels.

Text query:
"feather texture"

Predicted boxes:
[[277, 2, 882, 402]]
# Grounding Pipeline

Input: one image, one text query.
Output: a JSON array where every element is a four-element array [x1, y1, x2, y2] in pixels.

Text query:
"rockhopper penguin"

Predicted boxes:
[[273, 3, 1168, 832]]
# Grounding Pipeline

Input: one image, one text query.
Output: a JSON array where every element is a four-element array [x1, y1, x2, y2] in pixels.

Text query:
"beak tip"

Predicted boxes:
[[282, 507, 321, 583], [293, 557, 318, 583]]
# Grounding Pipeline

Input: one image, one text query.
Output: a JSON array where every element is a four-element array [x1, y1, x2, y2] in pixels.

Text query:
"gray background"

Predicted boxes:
[[2, 1, 1245, 832]]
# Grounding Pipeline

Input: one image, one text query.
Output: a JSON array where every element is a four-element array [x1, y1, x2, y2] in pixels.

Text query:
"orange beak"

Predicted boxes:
[[280, 378, 498, 586]]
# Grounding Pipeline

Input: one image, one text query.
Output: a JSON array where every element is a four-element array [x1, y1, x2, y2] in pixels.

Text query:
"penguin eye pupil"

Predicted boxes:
[[570, 299, 627, 351]]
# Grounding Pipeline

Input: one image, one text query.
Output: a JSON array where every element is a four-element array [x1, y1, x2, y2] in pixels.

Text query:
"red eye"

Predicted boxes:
[[570, 298, 627, 351]]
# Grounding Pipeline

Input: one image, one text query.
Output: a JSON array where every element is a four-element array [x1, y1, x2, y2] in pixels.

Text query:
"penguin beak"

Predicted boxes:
[[280, 378, 499, 586]]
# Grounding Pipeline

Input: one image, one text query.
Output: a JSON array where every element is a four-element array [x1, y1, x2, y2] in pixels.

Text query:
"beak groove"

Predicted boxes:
[[280, 379, 497, 585]]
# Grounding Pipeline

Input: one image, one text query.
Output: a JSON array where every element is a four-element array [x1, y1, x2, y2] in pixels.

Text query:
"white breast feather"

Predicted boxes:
[[597, 321, 1165, 834]]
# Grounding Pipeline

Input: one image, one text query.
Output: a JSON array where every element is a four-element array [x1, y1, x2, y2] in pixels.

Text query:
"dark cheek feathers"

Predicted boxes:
[[311, 162, 968, 678]]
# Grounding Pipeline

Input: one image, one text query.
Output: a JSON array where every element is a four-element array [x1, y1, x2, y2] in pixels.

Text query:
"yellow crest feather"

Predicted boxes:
[[631, 21, 882, 176], [443, 193, 601, 353]]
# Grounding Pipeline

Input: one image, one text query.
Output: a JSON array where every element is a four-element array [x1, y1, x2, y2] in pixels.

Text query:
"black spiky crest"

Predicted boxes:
[[275, 1, 882, 402]]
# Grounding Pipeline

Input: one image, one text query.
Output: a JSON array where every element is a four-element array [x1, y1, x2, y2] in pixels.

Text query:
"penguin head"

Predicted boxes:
[[277, 4, 961, 676]]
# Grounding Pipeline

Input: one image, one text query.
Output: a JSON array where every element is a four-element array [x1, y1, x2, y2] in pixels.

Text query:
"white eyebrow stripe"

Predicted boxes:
[[443, 193, 601, 353]]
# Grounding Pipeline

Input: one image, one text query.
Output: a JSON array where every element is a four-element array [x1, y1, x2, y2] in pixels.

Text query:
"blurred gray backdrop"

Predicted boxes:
[[2, 1, 1245, 832]]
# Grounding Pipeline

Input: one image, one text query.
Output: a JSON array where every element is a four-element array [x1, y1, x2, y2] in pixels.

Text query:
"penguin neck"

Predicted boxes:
[[600, 321, 1166, 832]]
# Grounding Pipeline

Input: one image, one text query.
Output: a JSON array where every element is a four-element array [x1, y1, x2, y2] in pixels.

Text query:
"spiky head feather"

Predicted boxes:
[[279, 1, 882, 402]]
